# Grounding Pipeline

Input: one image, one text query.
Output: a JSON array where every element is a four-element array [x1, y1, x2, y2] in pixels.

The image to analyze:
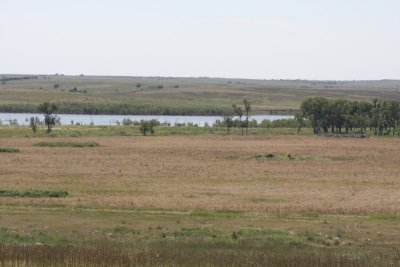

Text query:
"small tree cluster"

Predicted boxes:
[[38, 102, 58, 134], [299, 97, 400, 135], [29, 117, 40, 134], [139, 120, 159, 136], [229, 99, 251, 134]]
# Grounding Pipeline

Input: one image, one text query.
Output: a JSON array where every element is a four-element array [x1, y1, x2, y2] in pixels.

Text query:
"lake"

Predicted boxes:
[[0, 113, 294, 127]]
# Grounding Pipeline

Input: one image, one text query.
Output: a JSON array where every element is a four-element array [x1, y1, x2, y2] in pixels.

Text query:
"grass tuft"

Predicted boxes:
[[34, 142, 99, 147], [250, 153, 328, 161], [0, 189, 69, 198], [0, 148, 20, 153]]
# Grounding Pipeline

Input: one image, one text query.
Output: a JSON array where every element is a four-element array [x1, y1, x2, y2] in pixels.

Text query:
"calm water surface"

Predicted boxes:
[[0, 113, 294, 127]]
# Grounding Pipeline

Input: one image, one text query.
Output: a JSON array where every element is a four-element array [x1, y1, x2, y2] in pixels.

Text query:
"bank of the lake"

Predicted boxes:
[[0, 125, 311, 138]]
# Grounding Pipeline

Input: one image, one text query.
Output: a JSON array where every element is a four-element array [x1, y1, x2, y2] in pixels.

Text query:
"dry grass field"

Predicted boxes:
[[1, 136, 399, 214], [1, 135, 400, 266]]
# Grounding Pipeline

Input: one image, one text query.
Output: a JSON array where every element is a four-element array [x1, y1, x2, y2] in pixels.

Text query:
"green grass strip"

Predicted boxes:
[[0, 148, 20, 153], [0, 189, 69, 198], [34, 142, 99, 147]]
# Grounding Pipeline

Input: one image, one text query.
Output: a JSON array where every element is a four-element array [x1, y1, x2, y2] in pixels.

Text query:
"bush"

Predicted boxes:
[[0, 148, 20, 153], [34, 142, 99, 148], [139, 120, 159, 136], [0, 189, 68, 198]]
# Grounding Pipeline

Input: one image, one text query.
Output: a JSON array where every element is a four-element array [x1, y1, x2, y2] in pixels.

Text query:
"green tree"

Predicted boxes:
[[300, 97, 330, 134], [29, 116, 40, 134], [299, 97, 400, 136], [232, 104, 244, 135], [295, 111, 304, 133], [139, 120, 158, 136], [330, 99, 348, 133], [38, 102, 58, 134], [243, 99, 251, 135], [223, 115, 234, 133], [386, 100, 400, 135]]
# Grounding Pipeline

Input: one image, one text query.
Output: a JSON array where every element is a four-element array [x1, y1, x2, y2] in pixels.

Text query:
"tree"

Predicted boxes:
[[232, 104, 244, 135], [29, 117, 40, 134], [330, 99, 348, 133], [300, 97, 330, 134], [295, 111, 304, 133], [387, 100, 400, 135], [38, 102, 58, 134], [223, 115, 234, 133], [243, 99, 251, 135], [298, 97, 400, 136], [139, 120, 157, 136]]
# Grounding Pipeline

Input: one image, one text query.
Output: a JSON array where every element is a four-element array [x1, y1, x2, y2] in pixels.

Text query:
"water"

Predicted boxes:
[[0, 113, 294, 127]]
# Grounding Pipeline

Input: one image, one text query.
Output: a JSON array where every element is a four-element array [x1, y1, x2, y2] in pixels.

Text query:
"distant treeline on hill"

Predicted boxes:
[[298, 97, 400, 135], [0, 103, 296, 116], [1, 76, 38, 84]]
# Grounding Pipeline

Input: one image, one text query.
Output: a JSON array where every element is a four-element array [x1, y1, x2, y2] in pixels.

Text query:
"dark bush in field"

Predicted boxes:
[[0, 189, 68, 198], [0, 148, 20, 153], [34, 142, 99, 147]]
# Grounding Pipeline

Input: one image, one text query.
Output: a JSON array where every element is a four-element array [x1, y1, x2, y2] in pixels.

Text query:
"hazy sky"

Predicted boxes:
[[1, 0, 399, 80]]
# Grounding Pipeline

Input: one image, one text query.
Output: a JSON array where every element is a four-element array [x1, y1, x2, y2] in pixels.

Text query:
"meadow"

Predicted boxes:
[[0, 134, 399, 266], [1, 75, 400, 115], [1, 75, 400, 265]]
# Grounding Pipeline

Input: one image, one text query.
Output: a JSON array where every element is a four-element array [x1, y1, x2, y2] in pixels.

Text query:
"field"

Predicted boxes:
[[0, 135, 400, 266], [1, 75, 400, 115]]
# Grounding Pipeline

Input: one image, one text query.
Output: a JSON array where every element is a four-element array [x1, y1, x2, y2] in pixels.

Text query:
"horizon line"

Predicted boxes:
[[1, 73, 400, 83]]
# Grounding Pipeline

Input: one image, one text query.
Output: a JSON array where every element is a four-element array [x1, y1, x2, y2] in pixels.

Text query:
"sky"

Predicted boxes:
[[1, 0, 399, 80]]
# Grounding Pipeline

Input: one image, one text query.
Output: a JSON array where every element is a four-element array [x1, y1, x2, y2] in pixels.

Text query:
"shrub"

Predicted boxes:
[[34, 142, 99, 148], [0, 148, 20, 153], [139, 120, 159, 136], [38, 102, 58, 134], [0, 189, 68, 198]]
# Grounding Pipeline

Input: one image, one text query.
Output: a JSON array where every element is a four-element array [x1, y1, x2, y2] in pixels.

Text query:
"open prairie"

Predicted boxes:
[[1, 135, 400, 265], [1, 135, 399, 214]]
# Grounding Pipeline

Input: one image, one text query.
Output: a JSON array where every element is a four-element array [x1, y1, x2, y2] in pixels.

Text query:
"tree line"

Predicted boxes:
[[298, 97, 400, 135], [8, 98, 400, 137], [1, 76, 38, 85]]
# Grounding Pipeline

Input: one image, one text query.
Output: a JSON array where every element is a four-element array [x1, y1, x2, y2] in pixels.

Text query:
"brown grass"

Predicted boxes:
[[0, 244, 397, 267], [0, 136, 399, 215]]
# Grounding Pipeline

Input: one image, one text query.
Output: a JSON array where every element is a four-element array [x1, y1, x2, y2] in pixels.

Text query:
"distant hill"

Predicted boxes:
[[1, 74, 399, 115]]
